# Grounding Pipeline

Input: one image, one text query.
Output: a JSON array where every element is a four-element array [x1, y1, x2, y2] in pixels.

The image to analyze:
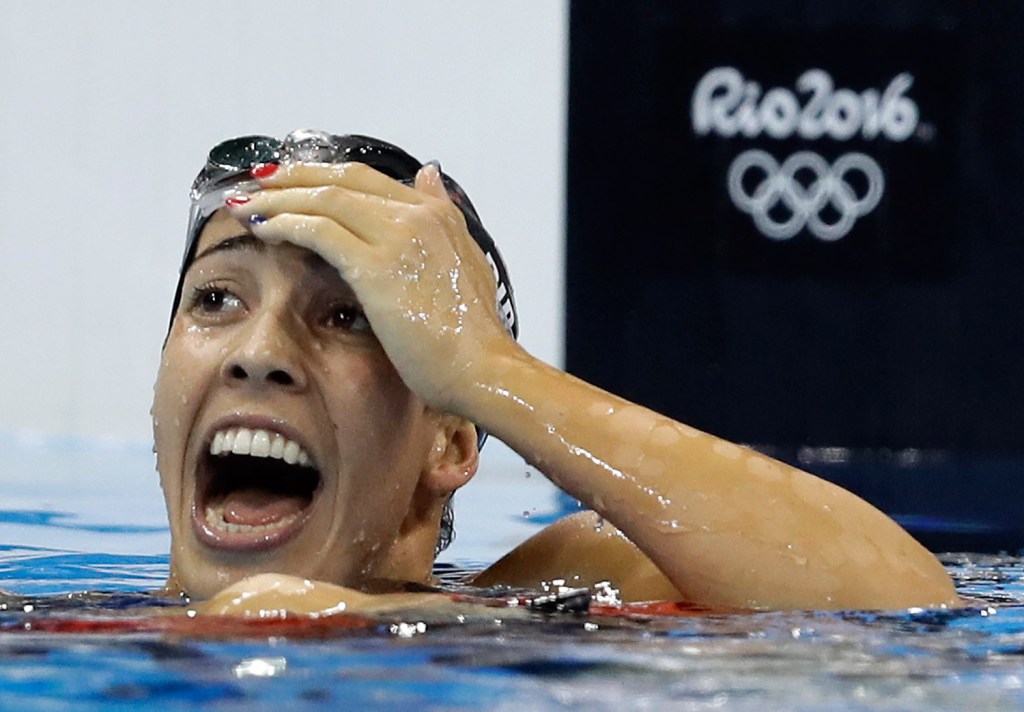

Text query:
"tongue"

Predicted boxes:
[[222, 488, 307, 526]]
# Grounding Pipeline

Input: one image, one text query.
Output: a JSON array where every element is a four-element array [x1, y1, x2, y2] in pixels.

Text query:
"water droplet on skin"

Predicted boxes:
[[649, 425, 681, 447], [656, 519, 688, 534], [712, 441, 743, 460], [613, 443, 645, 468]]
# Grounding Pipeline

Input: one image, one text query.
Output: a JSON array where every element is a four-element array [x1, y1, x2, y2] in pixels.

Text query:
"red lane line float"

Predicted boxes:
[[8, 613, 375, 637], [2, 595, 734, 638]]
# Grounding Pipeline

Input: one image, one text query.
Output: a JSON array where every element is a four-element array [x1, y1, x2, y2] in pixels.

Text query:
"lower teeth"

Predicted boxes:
[[205, 504, 301, 534]]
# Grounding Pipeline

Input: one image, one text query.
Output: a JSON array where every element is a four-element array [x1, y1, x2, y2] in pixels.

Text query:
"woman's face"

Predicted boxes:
[[153, 211, 457, 599]]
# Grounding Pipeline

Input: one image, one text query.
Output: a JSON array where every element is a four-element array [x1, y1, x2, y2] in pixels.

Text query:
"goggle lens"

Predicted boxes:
[[207, 135, 283, 173]]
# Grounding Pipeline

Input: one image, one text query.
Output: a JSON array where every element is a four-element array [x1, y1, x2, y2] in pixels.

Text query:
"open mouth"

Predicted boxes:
[[193, 427, 323, 551]]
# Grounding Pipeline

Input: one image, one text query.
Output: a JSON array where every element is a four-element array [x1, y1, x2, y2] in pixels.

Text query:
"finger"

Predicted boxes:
[[226, 187, 415, 247], [254, 162, 424, 204], [415, 163, 450, 201], [246, 212, 372, 275]]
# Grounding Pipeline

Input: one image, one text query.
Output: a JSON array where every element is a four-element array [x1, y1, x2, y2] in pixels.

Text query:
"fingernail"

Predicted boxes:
[[225, 195, 251, 207], [250, 163, 279, 179], [426, 159, 442, 172], [248, 214, 267, 225]]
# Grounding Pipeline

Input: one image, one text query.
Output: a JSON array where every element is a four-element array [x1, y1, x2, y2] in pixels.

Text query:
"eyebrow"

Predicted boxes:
[[188, 232, 341, 287], [191, 233, 266, 265]]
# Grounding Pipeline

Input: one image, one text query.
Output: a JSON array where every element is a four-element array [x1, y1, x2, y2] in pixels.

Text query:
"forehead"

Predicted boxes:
[[195, 209, 260, 253], [193, 209, 335, 274]]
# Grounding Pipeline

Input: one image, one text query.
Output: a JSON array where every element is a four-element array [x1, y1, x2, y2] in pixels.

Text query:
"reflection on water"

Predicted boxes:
[[1, 555, 1024, 710], [2, 432, 1024, 710], [0, 546, 168, 596]]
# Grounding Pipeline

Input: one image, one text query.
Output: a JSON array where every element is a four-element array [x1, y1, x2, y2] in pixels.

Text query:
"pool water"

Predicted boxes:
[[2, 431, 1024, 710]]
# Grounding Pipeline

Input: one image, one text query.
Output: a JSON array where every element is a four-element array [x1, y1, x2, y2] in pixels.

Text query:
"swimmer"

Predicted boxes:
[[152, 130, 960, 616]]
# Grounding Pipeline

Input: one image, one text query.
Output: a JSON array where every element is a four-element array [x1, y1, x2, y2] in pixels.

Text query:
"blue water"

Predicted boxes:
[[3, 431, 1024, 711]]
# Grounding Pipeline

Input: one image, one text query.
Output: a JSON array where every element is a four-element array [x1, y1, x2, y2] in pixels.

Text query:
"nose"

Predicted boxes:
[[221, 312, 308, 392]]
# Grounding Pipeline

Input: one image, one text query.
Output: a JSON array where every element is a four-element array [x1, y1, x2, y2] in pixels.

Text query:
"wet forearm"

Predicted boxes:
[[457, 347, 959, 610]]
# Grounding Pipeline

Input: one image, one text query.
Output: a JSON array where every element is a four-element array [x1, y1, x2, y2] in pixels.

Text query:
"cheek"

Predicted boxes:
[[154, 327, 223, 417], [152, 353, 186, 503], [153, 347, 190, 435], [152, 335, 213, 487], [321, 356, 427, 452], [152, 356, 176, 438]]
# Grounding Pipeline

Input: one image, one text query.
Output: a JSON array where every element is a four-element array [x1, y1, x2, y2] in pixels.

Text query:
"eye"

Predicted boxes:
[[325, 303, 372, 333], [189, 285, 244, 316]]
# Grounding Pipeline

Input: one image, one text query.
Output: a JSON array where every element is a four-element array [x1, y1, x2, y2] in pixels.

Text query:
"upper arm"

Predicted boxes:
[[471, 511, 682, 603]]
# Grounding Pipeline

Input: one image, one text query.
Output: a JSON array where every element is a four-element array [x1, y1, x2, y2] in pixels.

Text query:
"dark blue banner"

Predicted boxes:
[[567, 1, 1024, 550]]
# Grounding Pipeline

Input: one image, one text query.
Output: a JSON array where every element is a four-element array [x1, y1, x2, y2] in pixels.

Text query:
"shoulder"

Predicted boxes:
[[470, 511, 681, 602]]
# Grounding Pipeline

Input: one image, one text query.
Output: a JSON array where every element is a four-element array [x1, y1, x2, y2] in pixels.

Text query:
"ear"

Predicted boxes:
[[421, 414, 480, 495]]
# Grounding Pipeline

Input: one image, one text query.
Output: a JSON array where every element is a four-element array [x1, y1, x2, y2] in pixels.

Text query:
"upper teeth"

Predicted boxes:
[[210, 427, 313, 467]]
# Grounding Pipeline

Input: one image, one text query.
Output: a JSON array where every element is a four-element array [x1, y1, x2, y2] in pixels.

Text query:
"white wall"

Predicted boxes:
[[0, 1, 567, 442]]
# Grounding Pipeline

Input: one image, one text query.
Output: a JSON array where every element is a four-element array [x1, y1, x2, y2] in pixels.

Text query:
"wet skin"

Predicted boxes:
[[153, 211, 478, 600], [158, 160, 959, 613]]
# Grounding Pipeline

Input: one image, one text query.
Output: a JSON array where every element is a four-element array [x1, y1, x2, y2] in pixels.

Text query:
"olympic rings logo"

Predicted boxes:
[[727, 150, 885, 241]]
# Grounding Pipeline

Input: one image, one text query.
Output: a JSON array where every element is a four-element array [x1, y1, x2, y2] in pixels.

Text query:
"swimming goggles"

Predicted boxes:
[[189, 131, 438, 225]]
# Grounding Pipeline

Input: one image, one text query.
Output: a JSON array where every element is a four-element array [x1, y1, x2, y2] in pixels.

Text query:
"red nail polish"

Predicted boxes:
[[225, 195, 250, 207], [250, 163, 279, 179]]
